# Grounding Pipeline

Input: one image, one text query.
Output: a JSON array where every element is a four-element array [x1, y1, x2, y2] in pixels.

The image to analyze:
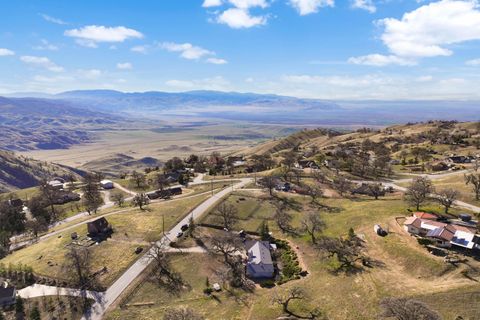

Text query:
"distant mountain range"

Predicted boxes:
[[6, 89, 479, 125]]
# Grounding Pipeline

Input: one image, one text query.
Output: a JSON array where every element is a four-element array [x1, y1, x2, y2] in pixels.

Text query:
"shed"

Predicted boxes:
[[0, 282, 16, 307], [100, 180, 114, 189], [87, 217, 112, 238]]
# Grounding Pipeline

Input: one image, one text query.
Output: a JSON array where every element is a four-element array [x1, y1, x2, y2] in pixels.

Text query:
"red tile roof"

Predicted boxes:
[[413, 212, 438, 220]]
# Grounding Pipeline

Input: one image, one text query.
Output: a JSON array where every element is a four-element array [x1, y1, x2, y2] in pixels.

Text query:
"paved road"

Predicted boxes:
[[18, 284, 101, 301], [82, 177, 251, 320]]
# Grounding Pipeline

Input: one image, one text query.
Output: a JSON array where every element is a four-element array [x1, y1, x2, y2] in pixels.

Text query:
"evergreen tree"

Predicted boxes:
[[29, 306, 41, 320]]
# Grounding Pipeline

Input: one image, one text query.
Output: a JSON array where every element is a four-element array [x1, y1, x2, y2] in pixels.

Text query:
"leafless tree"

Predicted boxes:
[[405, 176, 434, 210], [82, 177, 104, 215], [305, 184, 324, 204], [155, 173, 171, 191], [259, 175, 277, 197], [312, 170, 327, 184], [63, 247, 95, 290], [436, 188, 459, 214], [111, 191, 125, 207], [214, 202, 239, 230], [133, 193, 150, 210], [273, 287, 324, 319], [147, 240, 185, 292], [301, 211, 325, 244], [316, 234, 366, 273], [163, 307, 204, 320], [282, 151, 298, 169], [39, 180, 60, 220], [332, 176, 353, 197], [273, 202, 294, 233], [367, 183, 385, 200], [379, 297, 441, 320], [131, 170, 147, 189], [465, 172, 480, 201]]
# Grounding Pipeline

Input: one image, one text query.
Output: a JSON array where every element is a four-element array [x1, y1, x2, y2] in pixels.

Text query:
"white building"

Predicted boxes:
[[100, 180, 114, 189]]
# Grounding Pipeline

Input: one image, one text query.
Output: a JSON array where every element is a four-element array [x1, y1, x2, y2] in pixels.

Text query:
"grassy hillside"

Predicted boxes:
[[0, 150, 79, 193]]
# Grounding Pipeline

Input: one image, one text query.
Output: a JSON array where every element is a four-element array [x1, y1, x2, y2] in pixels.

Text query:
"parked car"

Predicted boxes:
[[181, 224, 189, 231], [176, 232, 184, 238]]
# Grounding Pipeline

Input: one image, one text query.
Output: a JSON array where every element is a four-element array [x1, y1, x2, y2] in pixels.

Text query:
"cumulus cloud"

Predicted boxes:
[[203, 0, 223, 7], [20, 55, 64, 72], [229, 0, 269, 9], [466, 58, 480, 66], [351, 0, 376, 13], [217, 8, 267, 28], [65, 25, 143, 47], [379, 0, 480, 58], [39, 13, 68, 25], [117, 62, 133, 69], [161, 42, 212, 60], [206, 58, 228, 64], [0, 48, 15, 56], [289, 0, 334, 16], [348, 54, 416, 66], [131, 45, 149, 54]]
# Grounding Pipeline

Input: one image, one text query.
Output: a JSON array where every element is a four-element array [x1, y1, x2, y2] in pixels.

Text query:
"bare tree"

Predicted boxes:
[[301, 211, 325, 244], [273, 202, 294, 233], [147, 240, 184, 292], [214, 202, 239, 230], [130, 170, 147, 189], [259, 175, 277, 197], [111, 191, 125, 207], [133, 193, 150, 210], [39, 180, 60, 220], [316, 234, 366, 273], [273, 287, 324, 319], [332, 176, 353, 197], [312, 170, 327, 184], [305, 184, 324, 204], [379, 297, 441, 320], [367, 183, 385, 200], [63, 247, 95, 290], [405, 176, 434, 211], [82, 177, 104, 215], [155, 173, 171, 191], [436, 188, 459, 214], [465, 172, 480, 201], [163, 307, 204, 320], [282, 151, 298, 169]]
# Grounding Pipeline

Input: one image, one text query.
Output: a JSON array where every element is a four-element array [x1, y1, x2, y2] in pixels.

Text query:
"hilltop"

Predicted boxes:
[[0, 150, 79, 193]]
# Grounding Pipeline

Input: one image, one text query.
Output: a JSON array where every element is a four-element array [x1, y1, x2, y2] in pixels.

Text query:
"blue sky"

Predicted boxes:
[[1, 0, 480, 99]]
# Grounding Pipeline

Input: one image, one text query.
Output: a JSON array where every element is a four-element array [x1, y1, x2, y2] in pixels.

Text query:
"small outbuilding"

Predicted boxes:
[[0, 282, 16, 307], [100, 180, 114, 189]]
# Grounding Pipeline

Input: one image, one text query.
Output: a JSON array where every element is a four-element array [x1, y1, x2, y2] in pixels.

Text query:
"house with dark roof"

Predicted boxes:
[[87, 217, 112, 239], [0, 282, 16, 307], [426, 225, 456, 248], [245, 241, 275, 279]]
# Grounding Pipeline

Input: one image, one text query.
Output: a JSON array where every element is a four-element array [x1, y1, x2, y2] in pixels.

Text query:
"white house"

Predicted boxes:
[[246, 241, 275, 279], [100, 180, 114, 189]]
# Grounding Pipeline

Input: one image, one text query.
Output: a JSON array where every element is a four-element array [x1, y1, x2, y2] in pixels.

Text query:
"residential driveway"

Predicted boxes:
[[18, 284, 102, 301], [82, 178, 251, 320]]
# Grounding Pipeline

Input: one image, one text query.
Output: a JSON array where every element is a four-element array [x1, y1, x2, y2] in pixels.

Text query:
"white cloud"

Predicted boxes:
[[0, 48, 15, 56], [351, 0, 376, 13], [217, 8, 267, 28], [117, 62, 133, 70], [39, 13, 68, 25], [466, 58, 480, 66], [379, 0, 480, 58], [348, 54, 416, 66], [203, 0, 223, 7], [33, 39, 59, 51], [289, 0, 334, 15], [229, 0, 269, 9], [20, 55, 64, 72], [161, 42, 215, 60], [77, 69, 102, 79], [165, 76, 231, 91], [131, 45, 149, 54], [416, 75, 433, 82], [206, 57, 228, 64], [65, 25, 143, 47]]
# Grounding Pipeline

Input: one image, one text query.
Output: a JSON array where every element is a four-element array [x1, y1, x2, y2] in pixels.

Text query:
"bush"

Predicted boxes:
[[417, 238, 433, 246], [203, 287, 213, 295], [260, 279, 276, 288]]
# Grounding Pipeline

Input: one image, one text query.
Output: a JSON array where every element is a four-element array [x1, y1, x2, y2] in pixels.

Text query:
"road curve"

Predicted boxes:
[[82, 177, 252, 320]]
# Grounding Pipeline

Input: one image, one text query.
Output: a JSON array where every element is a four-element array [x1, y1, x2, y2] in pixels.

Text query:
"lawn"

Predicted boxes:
[[109, 190, 480, 319], [1, 193, 211, 288]]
